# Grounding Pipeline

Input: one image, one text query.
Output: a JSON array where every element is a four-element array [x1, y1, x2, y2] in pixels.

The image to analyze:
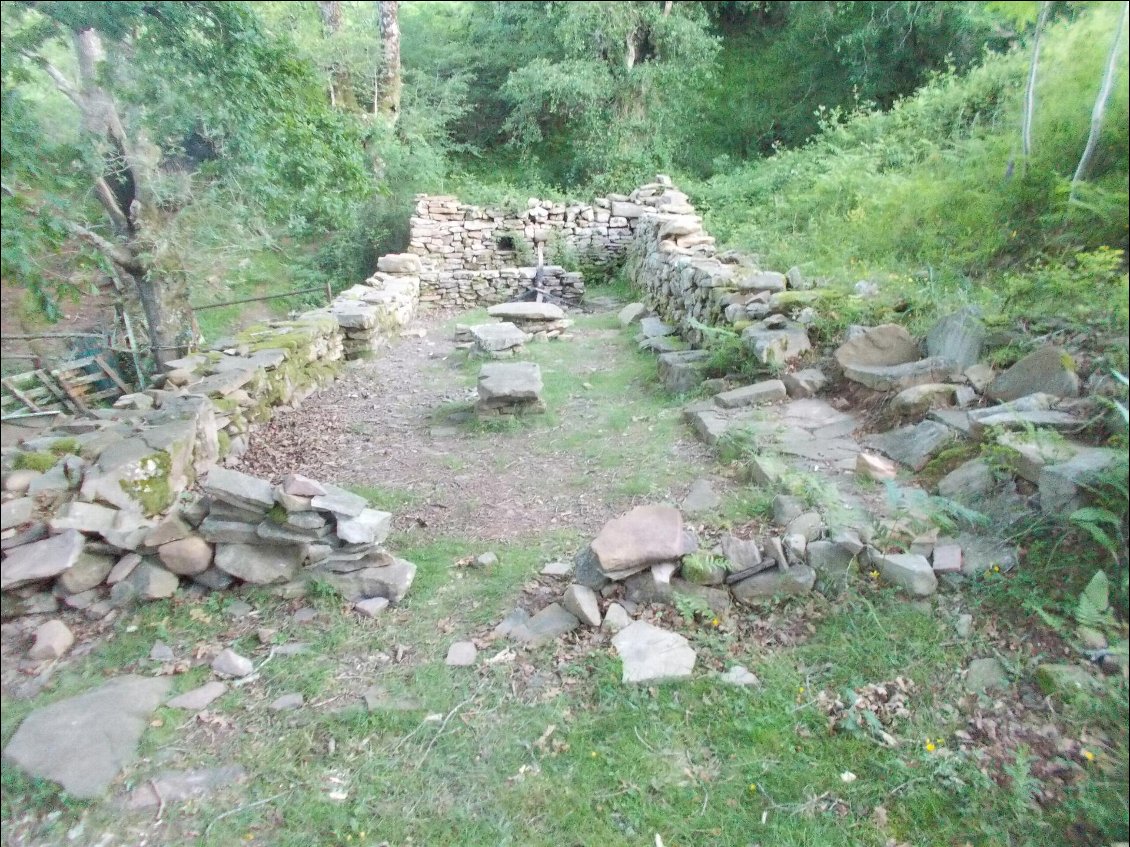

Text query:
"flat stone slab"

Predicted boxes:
[[873, 552, 937, 596], [590, 505, 691, 576], [477, 362, 543, 403], [126, 765, 246, 810], [714, 380, 786, 409], [742, 321, 811, 365], [865, 420, 957, 471], [203, 468, 275, 513], [470, 322, 529, 352], [511, 603, 579, 646], [336, 508, 392, 545], [1, 529, 85, 591], [611, 621, 696, 683], [842, 357, 960, 392], [487, 302, 565, 321], [835, 324, 919, 368], [215, 543, 304, 584], [638, 316, 676, 338], [167, 681, 227, 711], [3, 675, 171, 798]]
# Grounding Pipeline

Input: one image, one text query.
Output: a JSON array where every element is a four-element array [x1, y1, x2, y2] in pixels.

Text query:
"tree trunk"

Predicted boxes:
[[375, 1, 401, 124], [63, 27, 197, 365], [1071, 0, 1129, 200], [317, 1, 359, 111], [1020, 1, 1051, 161]]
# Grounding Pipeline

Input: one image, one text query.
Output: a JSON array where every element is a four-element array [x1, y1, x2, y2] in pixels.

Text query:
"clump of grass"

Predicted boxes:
[[12, 451, 56, 472]]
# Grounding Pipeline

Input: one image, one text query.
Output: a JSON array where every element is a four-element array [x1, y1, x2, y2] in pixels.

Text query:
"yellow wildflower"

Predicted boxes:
[[925, 741, 936, 753], [1083, 749, 1095, 762]]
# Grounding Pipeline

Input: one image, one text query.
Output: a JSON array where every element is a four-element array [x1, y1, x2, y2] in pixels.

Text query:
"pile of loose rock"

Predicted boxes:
[[2, 466, 416, 622]]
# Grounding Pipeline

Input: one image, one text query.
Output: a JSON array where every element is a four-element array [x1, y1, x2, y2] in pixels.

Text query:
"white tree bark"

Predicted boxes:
[[1071, 0, 1129, 199], [1021, 1, 1051, 161], [375, 0, 401, 123]]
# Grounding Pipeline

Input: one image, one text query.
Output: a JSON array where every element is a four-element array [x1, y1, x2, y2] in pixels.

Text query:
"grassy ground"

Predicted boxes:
[[2, 301, 1126, 847]]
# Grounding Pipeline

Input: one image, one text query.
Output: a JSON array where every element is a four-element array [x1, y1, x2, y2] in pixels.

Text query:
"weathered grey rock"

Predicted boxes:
[[354, 596, 389, 617], [3, 675, 171, 798], [957, 533, 1018, 577], [477, 361, 543, 405], [618, 303, 648, 326], [937, 458, 995, 505], [714, 380, 786, 409], [965, 657, 1009, 694], [685, 407, 730, 445], [638, 316, 676, 339], [3, 469, 41, 494], [487, 301, 566, 322], [806, 541, 855, 576], [445, 641, 478, 667], [211, 648, 254, 678], [45, 502, 120, 537], [590, 505, 691, 577], [639, 335, 686, 354], [104, 553, 141, 587], [203, 468, 275, 513], [601, 603, 632, 633], [720, 665, 759, 686], [681, 478, 721, 515], [892, 383, 958, 415], [968, 409, 1080, 439], [540, 560, 572, 577], [865, 420, 956, 471], [657, 349, 710, 394], [470, 322, 529, 352], [320, 556, 416, 602], [736, 270, 786, 293], [856, 452, 899, 481], [493, 607, 531, 638], [1, 497, 34, 532], [143, 514, 194, 548], [57, 551, 114, 594], [835, 324, 919, 369], [671, 578, 731, 616], [199, 517, 260, 544], [28, 619, 74, 660], [285, 512, 326, 532], [730, 565, 816, 602], [786, 266, 812, 290], [573, 545, 608, 589], [624, 563, 678, 604], [721, 535, 766, 575], [995, 431, 1079, 482], [166, 681, 227, 710], [158, 535, 213, 576], [1039, 448, 1123, 517], [926, 309, 984, 369], [215, 543, 304, 584], [873, 552, 937, 596], [843, 357, 961, 392], [474, 551, 498, 568], [782, 368, 827, 398], [269, 693, 304, 711], [612, 621, 696, 683], [149, 641, 175, 662], [125, 563, 180, 600], [125, 765, 246, 809], [311, 484, 369, 518], [1, 529, 85, 590], [1035, 663, 1098, 699], [562, 583, 602, 626], [742, 319, 811, 365], [511, 603, 579, 646], [964, 363, 995, 393], [931, 544, 962, 574], [254, 522, 318, 546], [987, 346, 1079, 402], [336, 508, 392, 545], [281, 473, 326, 497], [377, 253, 422, 274], [785, 511, 823, 542]]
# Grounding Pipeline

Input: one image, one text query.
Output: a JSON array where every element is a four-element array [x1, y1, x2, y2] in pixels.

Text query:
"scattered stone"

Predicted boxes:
[[28, 619, 74, 660], [590, 505, 693, 578], [336, 509, 392, 545], [493, 607, 531, 638], [671, 578, 731, 616], [211, 649, 254, 678], [987, 346, 1079, 402], [730, 565, 816, 602], [785, 511, 823, 542], [321, 556, 416, 602], [292, 607, 317, 624], [954, 614, 973, 638], [125, 765, 245, 810], [149, 641, 175, 662], [2, 675, 171, 798], [224, 600, 254, 618], [611, 621, 696, 683], [540, 561, 572, 577], [121, 562, 180, 601], [719, 665, 759, 687], [873, 552, 937, 597], [1039, 447, 1123, 516], [1, 529, 85, 591], [681, 479, 721, 515], [158, 535, 213, 576], [638, 316, 676, 338], [965, 657, 1009, 694], [892, 383, 958, 415], [624, 563, 677, 604], [937, 459, 995, 505], [445, 641, 478, 666], [199, 518, 260, 544], [932, 544, 962, 575], [1035, 663, 1098, 699], [782, 368, 827, 398], [714, 380, 786, 409], [957, 533, 1018, 577], [806, 541, 854, 583], [926, 309, 984, 369], [354, 596, 389, 617], [3, 469, 41, 495], [856, 452, 898, 481], [964, 363, 995, 393], [845, 357, 961, 392], [721, 535, 766, 574], [601, 603, 632, 633], [618, 303, 647, 326], [835, 324, 919, 370], [865, 420, 956, 472], [562, 584, 602, 626], [269, 693, 304, 711], [511, 603, 579, 646], [474, 551, 499, 568]]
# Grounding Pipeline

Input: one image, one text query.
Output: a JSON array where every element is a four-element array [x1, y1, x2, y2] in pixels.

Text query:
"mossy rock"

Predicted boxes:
[[13, 451, 57, 472], [1034, 663, 1100, 700], [118, 450, 174, 516], [49, 437, 81, 456]]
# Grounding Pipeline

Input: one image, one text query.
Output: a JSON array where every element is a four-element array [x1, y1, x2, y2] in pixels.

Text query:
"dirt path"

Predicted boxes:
[[240, 304, 717, 543]]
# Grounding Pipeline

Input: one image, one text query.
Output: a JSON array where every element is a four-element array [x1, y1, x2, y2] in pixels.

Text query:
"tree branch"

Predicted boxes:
[[21, 51, 84, 110], [93, 177, 131, 233], [61, 218, 144, 273]]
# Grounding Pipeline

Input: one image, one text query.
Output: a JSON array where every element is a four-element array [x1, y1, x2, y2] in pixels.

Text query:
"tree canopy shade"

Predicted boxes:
[[1, 1, 372, 362]]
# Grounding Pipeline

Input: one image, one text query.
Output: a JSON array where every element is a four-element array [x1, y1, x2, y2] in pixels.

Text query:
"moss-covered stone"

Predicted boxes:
[[217, 429, 232, 457], [49, 437, 81, 455], [118, 450, 174, 516], [266, 503, 288, 524], [13, 451, 57, 472]]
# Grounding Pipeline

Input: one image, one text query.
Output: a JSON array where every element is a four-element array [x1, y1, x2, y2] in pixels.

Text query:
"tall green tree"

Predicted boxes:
[[1, 1, 370, 364]]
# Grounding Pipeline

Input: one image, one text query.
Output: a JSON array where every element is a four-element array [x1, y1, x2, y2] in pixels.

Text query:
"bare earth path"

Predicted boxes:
[[240, 303, 717, 543]]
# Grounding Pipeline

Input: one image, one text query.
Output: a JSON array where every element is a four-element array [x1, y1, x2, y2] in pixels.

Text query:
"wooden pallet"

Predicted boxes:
[[1, 355, 132, 420]]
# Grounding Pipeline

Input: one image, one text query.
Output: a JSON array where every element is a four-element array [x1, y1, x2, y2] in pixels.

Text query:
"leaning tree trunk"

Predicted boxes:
[[375, 1, 401, 124], [317, 1, 359, 111], [51, 27, 199, 366], [1071, 0, 1129, 200]]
